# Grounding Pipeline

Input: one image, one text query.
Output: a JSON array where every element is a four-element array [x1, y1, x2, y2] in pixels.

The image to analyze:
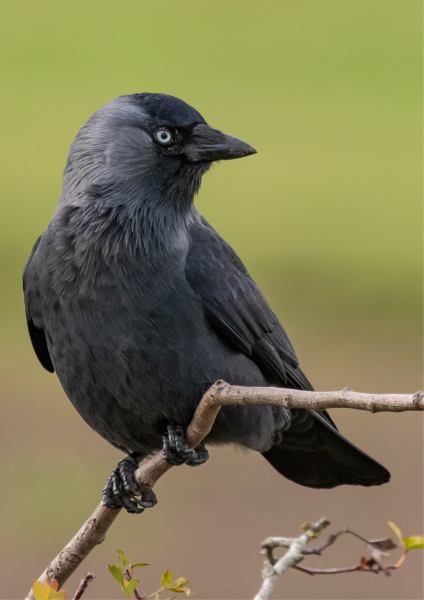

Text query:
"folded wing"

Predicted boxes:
[[186, 215, 312, 391], [185, 214, 390, 488]]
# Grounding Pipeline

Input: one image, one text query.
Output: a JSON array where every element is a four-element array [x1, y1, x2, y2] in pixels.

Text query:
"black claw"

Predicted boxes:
[[163, 425, 209, 467], [185, 443, 209, 466], [102, 456, 157, 515], [134, 489, 157, 509], [120, 493, 144, 514]]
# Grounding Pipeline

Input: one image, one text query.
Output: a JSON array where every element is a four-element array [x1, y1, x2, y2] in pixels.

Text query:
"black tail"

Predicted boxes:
[[262, 409, 390, 489]]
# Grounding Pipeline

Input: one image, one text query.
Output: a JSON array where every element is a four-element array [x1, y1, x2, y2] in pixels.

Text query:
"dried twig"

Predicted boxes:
[[301, 529, 347, 555], [293, 563, 396, 576], [72, 573, 95, 600], [25, 381, 423, 599]]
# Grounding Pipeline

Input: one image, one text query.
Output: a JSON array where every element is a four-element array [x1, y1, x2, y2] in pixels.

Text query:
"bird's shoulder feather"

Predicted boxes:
[[185, 215, 312, 390]]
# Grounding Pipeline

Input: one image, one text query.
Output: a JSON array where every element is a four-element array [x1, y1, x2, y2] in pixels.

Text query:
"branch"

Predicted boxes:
[[72, 573, 95, 600], [26, 381, 423, 598], [293, 563, 396, 576], [254, 519, 408, 597], [259, 529, 347, 557], [254, 519, 331, 600]]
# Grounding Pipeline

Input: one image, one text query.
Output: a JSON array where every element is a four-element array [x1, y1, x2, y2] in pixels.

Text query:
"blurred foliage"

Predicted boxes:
[[0, 0, 421, 336], [108, 550, 190, 599]]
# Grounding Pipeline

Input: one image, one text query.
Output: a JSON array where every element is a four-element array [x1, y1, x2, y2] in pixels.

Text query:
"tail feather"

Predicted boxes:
[[262, 409, 390, 489]]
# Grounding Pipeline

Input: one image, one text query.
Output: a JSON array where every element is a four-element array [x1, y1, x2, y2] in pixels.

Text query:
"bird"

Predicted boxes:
[[24, 93, 390, 514]]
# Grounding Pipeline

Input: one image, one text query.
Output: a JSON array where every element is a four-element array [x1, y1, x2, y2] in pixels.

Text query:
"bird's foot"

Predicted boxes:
[[102, 456, 157, 514], [163, 424, 209, 467]]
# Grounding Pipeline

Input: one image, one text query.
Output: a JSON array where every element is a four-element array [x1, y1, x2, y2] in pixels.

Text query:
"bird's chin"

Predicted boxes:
[[183, 158, 213, 180], [193, 160, 213, 172], [167, 160, 212, 202], [188, 160, 213, 192]]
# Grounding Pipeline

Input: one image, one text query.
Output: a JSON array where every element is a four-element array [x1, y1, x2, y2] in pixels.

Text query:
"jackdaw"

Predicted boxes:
[[24, 93, 390, 513]]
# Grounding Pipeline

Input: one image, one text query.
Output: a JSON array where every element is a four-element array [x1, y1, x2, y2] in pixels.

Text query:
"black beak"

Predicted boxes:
[[184, 123, 257, 163]]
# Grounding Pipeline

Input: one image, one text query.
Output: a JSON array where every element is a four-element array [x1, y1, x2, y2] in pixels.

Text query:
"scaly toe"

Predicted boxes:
[[163, 425, 209, 467], [102, 456, 156, 514]]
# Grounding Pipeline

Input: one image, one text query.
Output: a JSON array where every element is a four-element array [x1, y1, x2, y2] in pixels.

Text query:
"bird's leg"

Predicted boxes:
[[102, 453, 157, 514], [163, 424, 209, 466]]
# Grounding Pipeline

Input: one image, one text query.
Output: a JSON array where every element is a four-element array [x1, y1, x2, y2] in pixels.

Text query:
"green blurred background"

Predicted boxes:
[[0, 1, 422, 598]]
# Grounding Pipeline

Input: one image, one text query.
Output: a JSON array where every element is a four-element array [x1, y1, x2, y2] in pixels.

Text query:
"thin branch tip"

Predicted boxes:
[[72, 573, 95, 600], [302, 517, 331, 537], [413, 391, 424, 406]]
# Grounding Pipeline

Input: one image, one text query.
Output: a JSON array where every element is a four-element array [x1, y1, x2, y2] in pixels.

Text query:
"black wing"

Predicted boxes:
[[26, 318, 54, 373], [185, 215, 312, 391], [185, 216, 389, 487], [23, 236, 55, 373]]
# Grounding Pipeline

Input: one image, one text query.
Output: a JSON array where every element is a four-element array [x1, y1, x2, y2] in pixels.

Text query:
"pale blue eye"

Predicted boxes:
[[155, 129, 172, 144]]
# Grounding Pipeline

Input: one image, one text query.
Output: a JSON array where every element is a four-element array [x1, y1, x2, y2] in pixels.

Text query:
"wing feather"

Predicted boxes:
[[23, 235, 55, 373], [185, 215, 310, 390]]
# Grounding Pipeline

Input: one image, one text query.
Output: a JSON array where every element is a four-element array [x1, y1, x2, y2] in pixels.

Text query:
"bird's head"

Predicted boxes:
[[64, 93, 256, 207], [129, 92, 256, 163]]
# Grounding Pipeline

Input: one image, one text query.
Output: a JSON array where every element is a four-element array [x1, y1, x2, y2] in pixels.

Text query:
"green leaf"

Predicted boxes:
[[161, 570, 173, 588], [171, 577, 188, 588], [131, 562, 149, 569], [404, 536, 424, 550], [181, 587, 191, 597], [169, 578, 190, 596], [125, 579, 139, 597], [388, 522, 405, 548], [108, 565, 124, 586], [122, 581, 130, 597], [117, 550, 131, 570]]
